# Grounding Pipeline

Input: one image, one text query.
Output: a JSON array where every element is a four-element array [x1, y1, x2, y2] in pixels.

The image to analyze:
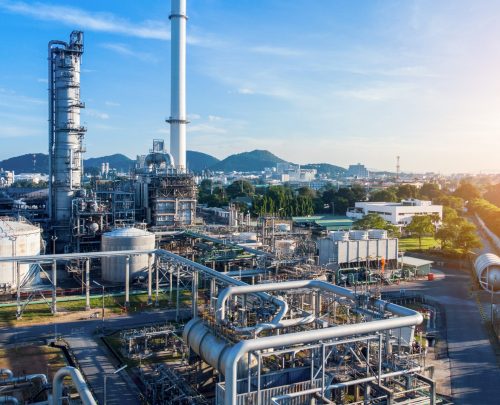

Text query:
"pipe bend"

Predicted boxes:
[[53, 366, 96, 405]]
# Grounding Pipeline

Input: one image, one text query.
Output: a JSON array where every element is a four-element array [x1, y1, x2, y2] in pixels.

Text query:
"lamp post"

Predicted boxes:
[[93, 280, 105, 323], [104, 364, 127, 405]]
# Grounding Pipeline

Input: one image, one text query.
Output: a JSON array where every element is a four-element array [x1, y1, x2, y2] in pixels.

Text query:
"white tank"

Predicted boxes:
[[101, 228, 155, 283], [368, 229, 388, 239], [235, 232, 258, 242], [276, 223, 291, 232], [329, 231, 349, 241], [0, 219, 41, 289], [349, 230, 369, 240]]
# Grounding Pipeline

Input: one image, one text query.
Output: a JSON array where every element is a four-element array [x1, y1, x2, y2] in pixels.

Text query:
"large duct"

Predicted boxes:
[[167, 0, 187, 171], [48, 31, 85, 244]]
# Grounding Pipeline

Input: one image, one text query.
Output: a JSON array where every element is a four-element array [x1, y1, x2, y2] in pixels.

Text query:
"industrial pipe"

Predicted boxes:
[[223, 301, 423, 404], [0, 397, 18, 405], [52, 366, 96, 405], [0, 369, 13, 379]]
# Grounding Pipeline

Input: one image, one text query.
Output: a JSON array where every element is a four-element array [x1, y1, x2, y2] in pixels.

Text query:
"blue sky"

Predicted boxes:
[[0, 0, 499, 173]]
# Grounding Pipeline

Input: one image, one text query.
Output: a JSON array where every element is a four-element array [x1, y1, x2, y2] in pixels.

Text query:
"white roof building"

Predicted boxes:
[[346, 199, 442, 227]]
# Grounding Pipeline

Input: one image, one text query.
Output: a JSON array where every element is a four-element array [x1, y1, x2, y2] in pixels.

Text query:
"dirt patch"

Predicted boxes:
[[0, 344, 67, 380]]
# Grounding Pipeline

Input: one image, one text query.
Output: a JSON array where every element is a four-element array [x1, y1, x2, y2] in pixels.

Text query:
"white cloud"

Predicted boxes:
[[335, 84, 416, 101], [188, 113, 202, 120], [251, 45, 303, 57], [237, 88, 255, 95], [0, 1, 217, 47], [104, 101, 120, 107], [208, 115, 223, 122], [189, 124, 227, 134], [100, 43, 157, 62], [36, 78, 48, 84], [0, 0, 170, 40], [0, 125, 42, 138], [84, 109, 109, 120]]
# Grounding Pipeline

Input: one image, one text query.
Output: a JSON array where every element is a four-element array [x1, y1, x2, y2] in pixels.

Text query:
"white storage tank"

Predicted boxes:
[[349, 230, 369, 240], [0, 218, 41, 289], [101, 227, 155, 283], [235, 232, 258, 243], [368, 229, 388, 239], [329, 231, 349, 241], [276, 223, 291, 232]]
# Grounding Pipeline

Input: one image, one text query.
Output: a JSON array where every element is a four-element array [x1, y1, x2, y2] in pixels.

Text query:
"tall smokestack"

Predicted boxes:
[[167, 0, 187, 171]]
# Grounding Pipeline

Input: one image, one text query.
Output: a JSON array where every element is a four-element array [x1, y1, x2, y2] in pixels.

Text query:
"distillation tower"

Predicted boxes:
[[48, 31, 86, 246]]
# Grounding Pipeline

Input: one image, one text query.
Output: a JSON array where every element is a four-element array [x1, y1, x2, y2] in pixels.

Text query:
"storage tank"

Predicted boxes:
[[0, 218, 41, 289], [349, 230, 369, 240], [474, 253, 500, 293], [329, 231, 349, 241], [235, 232, 258, 243], [276, 223, 291, 232], [101, 228, 155, 283], [368, 229, 388, 239]]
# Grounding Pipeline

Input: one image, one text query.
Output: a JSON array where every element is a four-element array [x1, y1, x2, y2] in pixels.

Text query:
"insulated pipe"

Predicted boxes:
[[0, 374, 48, 386], [52, 366, 96, 405], [0, 397, 18, 405], [0, 369, 13, 379], [216, 280, 355, 324], [155, 250, 288, 323], [223, 303, 423, 404]]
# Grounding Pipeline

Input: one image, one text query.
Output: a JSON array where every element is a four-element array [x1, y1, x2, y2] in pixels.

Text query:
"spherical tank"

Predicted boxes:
[[0, 219, 41, 289], [101, 228, 155, 283]]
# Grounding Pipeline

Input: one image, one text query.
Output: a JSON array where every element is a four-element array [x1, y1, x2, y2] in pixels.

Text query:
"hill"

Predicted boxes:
[[187, 151, 220, 173], [0, 150, 220, 174], [302, 163, 346, 177], [210, 150, 287, 172], [85, 154, 134, 172], [0, 153, 49, 173]]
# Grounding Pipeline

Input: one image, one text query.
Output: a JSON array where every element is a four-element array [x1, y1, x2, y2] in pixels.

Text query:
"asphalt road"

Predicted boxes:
[[384, 265, 500, 404]]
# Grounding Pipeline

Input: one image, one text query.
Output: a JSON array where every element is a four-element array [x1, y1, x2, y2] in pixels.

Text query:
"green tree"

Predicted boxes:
[[419, 183, 442, 200], [369, 188, 398, 202], [396, 184, 418, 200], [226, 180, 255, 199], [353, 213, 399, 237], [405, 215, 435, 249], [454, 181, 480, 201]]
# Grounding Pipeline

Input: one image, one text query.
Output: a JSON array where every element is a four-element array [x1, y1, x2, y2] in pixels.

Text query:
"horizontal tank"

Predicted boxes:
[[329, 231, 349, 241], [183, 318, 257, 377], [0, 218, 41, 289], [475, 253, 500, 293], [349, 230, 369, 240], [101, 227, 155, 283], [368, 229, 388, 239]]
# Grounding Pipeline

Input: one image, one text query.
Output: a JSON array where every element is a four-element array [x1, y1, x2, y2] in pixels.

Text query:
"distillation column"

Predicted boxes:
[[167, 0, 187, 171], [48, 31, 85, 246]]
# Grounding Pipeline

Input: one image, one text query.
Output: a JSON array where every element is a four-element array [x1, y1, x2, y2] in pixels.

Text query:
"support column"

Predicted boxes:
[[147, 253, 153, 305], [15, 261, 21, 319], [125, 256, 130, 308], [52, 259, 57, 314], [415, 374, 436, 405], [155, 257, 160, 307], [176, 265, 180, 321], [85, 259, 90, 310], [209, 278, 216, 312], [192, 271, 198, 318]]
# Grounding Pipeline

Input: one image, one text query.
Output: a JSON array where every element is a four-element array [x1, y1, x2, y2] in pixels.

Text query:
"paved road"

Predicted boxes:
[[0, 308, 190, 404], [385, 265, 500, 404]]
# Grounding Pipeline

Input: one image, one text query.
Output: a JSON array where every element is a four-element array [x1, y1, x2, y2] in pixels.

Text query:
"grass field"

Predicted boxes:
[[399, 236, 440, 251], [0, 290, 191, 326]]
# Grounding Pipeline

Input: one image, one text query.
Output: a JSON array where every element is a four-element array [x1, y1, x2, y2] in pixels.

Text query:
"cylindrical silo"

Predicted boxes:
[[0, 218, 42, 290], [101, 228, 155, 283]]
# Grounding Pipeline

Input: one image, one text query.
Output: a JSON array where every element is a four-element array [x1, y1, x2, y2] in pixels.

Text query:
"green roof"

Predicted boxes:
[[292, 215, 354, 230]]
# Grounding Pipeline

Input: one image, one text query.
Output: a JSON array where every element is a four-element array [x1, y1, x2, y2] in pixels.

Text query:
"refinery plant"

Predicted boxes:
[[1, 0, 499, 404]]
